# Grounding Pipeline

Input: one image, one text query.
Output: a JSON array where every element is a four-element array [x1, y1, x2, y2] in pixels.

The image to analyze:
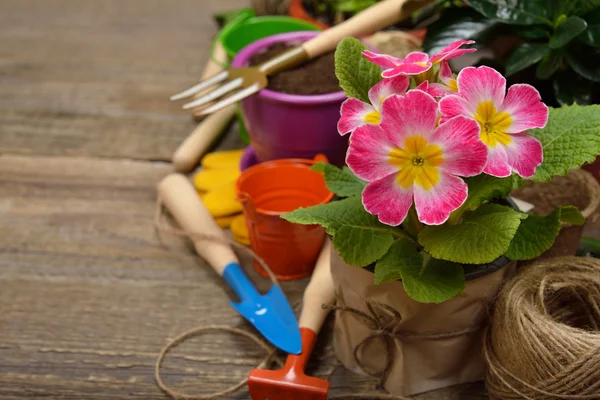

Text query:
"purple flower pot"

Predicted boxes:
[[232, 31, 348, 166]]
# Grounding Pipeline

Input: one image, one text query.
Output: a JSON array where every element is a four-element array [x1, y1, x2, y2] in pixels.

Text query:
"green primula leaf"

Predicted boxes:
[[418, 204, 527, 264], [565, 44, 600, 82], [335, 37, 382, 103], [311, 162, 365, 198], [529, 104, 600, 182], [505, 42, 549, 76], [422, 7, 498, 55], [464, 0, 550, 25], [579, 8, 600, 46], [560, 205, 586, 224], [536, 51, 563, 79], [281, 197, 399, 266], [449, 175, 513, 223], [549, 16, 588, 49], [505, 206, 584, 260], [374, 238, 422, 284], [375, 239, 465, 303], [553, 71, 592, 106]]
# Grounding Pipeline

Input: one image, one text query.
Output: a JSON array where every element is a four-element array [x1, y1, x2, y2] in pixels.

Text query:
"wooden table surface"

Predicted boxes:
[[0, 1, 489, 398]]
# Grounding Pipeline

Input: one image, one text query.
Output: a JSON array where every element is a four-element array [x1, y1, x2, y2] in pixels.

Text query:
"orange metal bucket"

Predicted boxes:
[[235, 156, 333, 280]]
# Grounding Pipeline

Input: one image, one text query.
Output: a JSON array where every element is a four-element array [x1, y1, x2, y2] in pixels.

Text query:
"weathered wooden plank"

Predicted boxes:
[[0, 0, 246, 161]]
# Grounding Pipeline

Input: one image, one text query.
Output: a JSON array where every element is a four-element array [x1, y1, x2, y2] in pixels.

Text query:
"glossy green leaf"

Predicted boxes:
[[553, 71, 592, 105], [536, 51, 562, 79], [422, 7, 498, 54], [464, 0, 550, 25], [580, 8, 600, 46], [505, 42, 549, 76], [549, 16, 588, 48], [565, 45, 600, 82]]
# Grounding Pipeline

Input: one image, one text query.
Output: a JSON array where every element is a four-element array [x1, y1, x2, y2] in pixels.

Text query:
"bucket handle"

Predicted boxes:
[[237, 191, 262, 253]]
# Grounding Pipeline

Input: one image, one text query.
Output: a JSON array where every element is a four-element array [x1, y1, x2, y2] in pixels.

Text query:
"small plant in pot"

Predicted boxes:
[[282, 37, 600, 395]]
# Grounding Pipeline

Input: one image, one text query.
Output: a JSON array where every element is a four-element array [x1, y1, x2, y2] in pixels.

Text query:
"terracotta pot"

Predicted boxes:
[[331, 248, 516, 396], [512, 169, 600, 262]]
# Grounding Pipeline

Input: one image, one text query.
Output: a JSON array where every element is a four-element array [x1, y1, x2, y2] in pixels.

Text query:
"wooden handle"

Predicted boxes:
[[196, 41, 228, 97], [298, 239, 335, 333], [302, 0, 411, 58], [172, 104, 236, 173], [157, 173, 238, 276]]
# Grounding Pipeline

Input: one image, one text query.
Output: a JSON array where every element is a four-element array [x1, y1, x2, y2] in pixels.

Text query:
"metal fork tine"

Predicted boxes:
[[182, 77, 243, 110], [169, 71, 229, 101], [196, 83, 261, 116]]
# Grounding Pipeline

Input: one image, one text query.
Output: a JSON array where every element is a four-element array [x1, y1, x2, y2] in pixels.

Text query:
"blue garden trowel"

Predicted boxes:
[[157, 173, 301, 355]]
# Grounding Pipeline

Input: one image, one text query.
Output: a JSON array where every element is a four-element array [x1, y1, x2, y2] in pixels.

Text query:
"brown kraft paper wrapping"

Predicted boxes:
[[331, 247, 516, 396]]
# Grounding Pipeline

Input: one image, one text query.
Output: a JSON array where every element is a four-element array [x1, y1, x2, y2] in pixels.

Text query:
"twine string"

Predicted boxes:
[[484, 256, 600, 400]]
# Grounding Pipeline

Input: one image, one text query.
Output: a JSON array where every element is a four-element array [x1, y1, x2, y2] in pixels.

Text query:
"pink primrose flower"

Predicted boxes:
[[439, 66, 548, 178], [338, 75, 409, 136], [346, 89, 488, 226], [362, 40, 476, 78]]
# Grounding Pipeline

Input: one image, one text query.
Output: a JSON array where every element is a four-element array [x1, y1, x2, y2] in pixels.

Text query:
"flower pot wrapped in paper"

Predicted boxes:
[[282, 37, 600, 396]]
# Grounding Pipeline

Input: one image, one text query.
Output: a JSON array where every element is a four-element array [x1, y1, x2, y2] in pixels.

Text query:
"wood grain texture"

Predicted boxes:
[[0, 0, 243, 161]]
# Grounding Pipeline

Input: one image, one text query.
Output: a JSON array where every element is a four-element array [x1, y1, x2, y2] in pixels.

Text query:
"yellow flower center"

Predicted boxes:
[[388, 136, 444, 190], [448, 79, 458, 92], [474, 101, 513, 147], [363, 110, 381, 124]]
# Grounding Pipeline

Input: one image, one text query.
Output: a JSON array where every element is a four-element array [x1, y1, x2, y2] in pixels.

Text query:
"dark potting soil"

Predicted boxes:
[[248, 42, 340, 95]]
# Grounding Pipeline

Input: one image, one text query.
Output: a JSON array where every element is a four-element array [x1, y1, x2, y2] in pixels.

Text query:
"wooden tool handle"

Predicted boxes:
[[298, 239, 335, 333], [302, 0, 411, 58], [157, 173, 239, 276], [172, 104, 236, 173]]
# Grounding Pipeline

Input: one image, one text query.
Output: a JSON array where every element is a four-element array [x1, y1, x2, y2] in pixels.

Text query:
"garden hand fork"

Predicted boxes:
[[171, 0, 420, 116]]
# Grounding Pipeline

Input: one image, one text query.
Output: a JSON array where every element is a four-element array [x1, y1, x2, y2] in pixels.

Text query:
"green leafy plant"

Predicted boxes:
[[281, 38, 597, 305], [423, 0, 600, 106]]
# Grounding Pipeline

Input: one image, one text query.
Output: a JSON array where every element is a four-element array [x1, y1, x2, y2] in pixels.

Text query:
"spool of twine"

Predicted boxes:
[[484, 256, 600, 399]]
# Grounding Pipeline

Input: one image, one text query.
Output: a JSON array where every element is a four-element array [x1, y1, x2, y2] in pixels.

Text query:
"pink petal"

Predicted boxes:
[[504, 133, 543, 178], [501, 84, 549, 133], [431, 116, 487, 177], [483, 145, 512, 178], [346, 124, 399, 181], [362, 50, 401, 69], [439, 94, 475, 124], [337, 98, 376, 136], [379, 90, 438, 142], [383, 62, 431, 77], [414, 171, 468, 225], [368, 75, 410, 111], [438, 61, 453, 85], [426, 82, 455, 97], [404, 52, 430, 64], [456, 66, 506, 110], [362, 173, 413, 226], [430, 40, 476, 64]]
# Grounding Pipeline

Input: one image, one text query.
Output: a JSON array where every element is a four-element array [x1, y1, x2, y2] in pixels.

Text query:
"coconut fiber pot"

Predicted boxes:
[[512, 169, 600, 262], [330, 248, 516, 396], [231, 31, 349, 167]]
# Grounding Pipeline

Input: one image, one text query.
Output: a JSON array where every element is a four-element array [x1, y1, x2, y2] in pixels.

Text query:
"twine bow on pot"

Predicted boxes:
[[325, 300, 484, 388]]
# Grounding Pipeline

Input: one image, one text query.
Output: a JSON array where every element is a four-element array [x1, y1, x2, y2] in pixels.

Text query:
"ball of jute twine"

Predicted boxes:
[[484, 256, 600, 399]]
